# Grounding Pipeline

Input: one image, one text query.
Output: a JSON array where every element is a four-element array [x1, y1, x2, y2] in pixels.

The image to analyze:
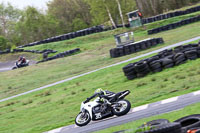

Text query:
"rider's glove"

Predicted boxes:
[[84, 98, 90, 104]]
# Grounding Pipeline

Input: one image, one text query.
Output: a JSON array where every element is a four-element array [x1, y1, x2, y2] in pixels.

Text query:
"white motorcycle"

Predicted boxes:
[[75, 90, 131, 126], [12, 60, 30, 70]]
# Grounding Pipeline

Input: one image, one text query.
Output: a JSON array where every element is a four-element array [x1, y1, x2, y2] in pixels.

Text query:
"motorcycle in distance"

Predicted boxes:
[[75, 90, 131, 126], [12, 60, 30, 70]]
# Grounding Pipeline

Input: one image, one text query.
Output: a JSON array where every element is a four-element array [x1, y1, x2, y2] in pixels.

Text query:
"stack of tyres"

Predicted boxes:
[[160, 58, 174, 69], [110, 38, 164, 58], [122, 63, 137, 80], [123, 41, 200, 80], [135, 61, 151, 77], [149, 60, 162, 72]]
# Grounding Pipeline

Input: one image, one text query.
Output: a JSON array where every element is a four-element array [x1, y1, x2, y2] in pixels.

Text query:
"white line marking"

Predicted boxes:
[[194, 90, 200, 95], [132, 104, 149, 112], [161, 97, 178, 104], [151, 104, 160, 107], [46, 127, 63, 133], [74, 125, 78, 128], [0, 68, 11, 71]]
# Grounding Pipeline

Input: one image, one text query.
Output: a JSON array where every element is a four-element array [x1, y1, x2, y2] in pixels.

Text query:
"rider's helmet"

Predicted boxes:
[[95, 88, 106, 95], [19, 56, 23, 60]]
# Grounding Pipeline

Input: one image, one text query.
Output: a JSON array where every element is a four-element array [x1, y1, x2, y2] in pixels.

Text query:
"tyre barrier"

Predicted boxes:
[[110, 38, 164, 58], [17, 23, 131, 49], [12, 49, 57, 54], [0, 49, 11, 54], [148, 15, 200, 35], [17, 25, 105, 48], [142, 5, 200, 24], [122, 41, 200, 80], [17, 24, 130, 49], [36, 48, 80, 64]]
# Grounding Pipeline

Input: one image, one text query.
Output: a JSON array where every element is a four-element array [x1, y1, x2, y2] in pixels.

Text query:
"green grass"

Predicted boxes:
[[95, 102, 200, 133]]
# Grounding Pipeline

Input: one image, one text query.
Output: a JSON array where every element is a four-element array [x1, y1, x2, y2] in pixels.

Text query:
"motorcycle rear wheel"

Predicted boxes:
[[75, 111, 91, 126], [112, 99, 131, 116]]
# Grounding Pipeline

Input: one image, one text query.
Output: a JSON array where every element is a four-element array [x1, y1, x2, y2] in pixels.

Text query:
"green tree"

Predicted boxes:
[[0, 2, 21, 37], [0, 36, 7, 50], [86, 0, 136, 26], [15, 6, 59, 45], [47, 0, 92, 33], [135, 0, 199, 17]]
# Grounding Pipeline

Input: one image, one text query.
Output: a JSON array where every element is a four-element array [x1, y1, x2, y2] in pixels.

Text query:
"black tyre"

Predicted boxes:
[[135, 61, 149, 72], [152, 67, 163, 73], [163, 63, 174, 69], [174, 54, 186, 61], [113, 99, 131, 116], [197, 50, 200, 57], [125, 71, 136, 76], [12, 67, 17, 70], [175, 117, 200, 133], [161, 58, 174, 66], [75, 111, 91, 127], [147, 56, 160, 63], [127, 74, 137, 80], [174, 53, 184, 60], [122, 63, 136, 73], [174, 114, 200, 122], [149, 60, 162, 70], [185, 50, 198, 60], [174, 56, 186, 65]]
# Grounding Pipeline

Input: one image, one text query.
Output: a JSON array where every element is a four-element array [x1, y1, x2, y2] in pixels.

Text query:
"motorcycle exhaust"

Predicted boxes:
[[118, 90, 130, 99]]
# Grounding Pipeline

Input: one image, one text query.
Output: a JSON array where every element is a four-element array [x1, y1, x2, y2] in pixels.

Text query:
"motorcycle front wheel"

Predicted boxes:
[[112, 99, 131, 116], [75, 111, 91, 126], [12, 67, 17, 70]]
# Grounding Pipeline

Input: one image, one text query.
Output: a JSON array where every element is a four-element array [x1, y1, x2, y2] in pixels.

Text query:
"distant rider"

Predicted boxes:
[[17, 56, 27, 67]]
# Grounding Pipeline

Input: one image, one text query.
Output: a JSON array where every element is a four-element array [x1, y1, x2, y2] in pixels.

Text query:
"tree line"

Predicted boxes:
[[135, 0, 199, 17], [0, 0, 199, 50]]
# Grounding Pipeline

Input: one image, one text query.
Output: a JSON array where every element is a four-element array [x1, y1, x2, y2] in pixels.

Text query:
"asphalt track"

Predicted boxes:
[[1, 36, 200, 103], [0, 60, 36, 72], [46, 90, 200, 133], [0, 61, 15, 72]]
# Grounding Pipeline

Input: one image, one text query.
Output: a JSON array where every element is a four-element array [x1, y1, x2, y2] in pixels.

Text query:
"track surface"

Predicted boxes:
[[0, 61, 15, 72], [0, 60, 36, 72], [1, 36, 200, 103], [46, 90, 200, 133]]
